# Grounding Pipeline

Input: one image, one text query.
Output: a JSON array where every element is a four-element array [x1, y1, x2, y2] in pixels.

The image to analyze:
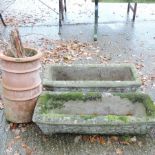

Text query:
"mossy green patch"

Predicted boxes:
[[120, 135, 131, 142], [38, 92, 102, 114], [114, 93, 155, 116], [80, 114, 97, 120], [107, 115, 129, 123]]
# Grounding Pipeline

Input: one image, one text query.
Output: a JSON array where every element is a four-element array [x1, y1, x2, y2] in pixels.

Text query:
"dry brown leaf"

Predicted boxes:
[[89, 135, 97, 143], [138, 141, 143, 148], [151, 76, 155, 80], [82, 135, 89, 142], [119, 141, 130, 145], [0, 101, 3, 109], [40, 40, 99, 64], [116, 148, 123, 155], [82, 135, 106, 145], [14, 151, 20, 155], [6, 140, 15, 153], [110, 136, 119, 142], [10, 123, 18, 130], [22, 143, 32, 155], [130, 136, 137, 143], [98, 136, 106, 145], [21, 127, 27, 133], [135, 63, 144, 70], [14, 135, 21, 140], [6, 147, 13, 154], [12, 128, 21, 135], [126, 112, 133, 116]]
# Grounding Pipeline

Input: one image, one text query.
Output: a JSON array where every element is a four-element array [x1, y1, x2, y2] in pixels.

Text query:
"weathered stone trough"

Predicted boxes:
[[43, 64, 141, 92], [33, 92, 155, 135]]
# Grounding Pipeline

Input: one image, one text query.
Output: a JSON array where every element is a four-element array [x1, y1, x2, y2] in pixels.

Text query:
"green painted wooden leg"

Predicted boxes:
[[127, 2, 130, 14], [94, 0, 98, 41], [133, 2, 137, 21], [64, 0, 67, 12], [127, 2, 137, 21], [59, 0, 62, 35]]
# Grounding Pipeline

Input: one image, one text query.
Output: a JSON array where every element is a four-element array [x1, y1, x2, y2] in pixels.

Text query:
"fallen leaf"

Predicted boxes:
[[116, 148, 123, 155], [89, 135, 97, 143], [82, 135, 106, 144], [21, 127, 27, 133], [10, 123, 18, 130], [6, 140, 15, 153], [39, 40, 99, 64], [110, 136, 119, 142], [14, 135, 21, 140], [126, 112, 133, 116], [119, 141, 130, 145], [82, 135, 89, 142], [0, 101, 3, 109], [6, 147, 13, 154], [22, 143, 32, 155], [14, 151, 20, 155], [138, 141, 143, 147], [12, 128, 20, 135], [74, 136, 82, 143], [130, 136, 137, 143], [151, 76, 155, 80], [98, 136, 106, 145]]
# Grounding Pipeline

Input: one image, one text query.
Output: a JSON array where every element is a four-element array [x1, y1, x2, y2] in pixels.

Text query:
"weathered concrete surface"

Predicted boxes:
[[0, 0, 155, 154], [0, 111, 7, 155]]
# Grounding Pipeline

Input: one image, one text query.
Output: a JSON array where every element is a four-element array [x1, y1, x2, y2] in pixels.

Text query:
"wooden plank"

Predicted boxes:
[[10, 29, 25, 58]]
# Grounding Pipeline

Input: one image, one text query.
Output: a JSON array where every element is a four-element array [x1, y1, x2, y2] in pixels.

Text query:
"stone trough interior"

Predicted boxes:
[[39, 92, 151, 117], [50, 66, 134, 81], [45, 95, 146, 117]]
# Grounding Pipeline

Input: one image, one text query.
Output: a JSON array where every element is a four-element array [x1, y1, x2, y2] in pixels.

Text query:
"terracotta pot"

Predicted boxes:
[[3, 97, 37, 123], [0, 48, 42, 123]]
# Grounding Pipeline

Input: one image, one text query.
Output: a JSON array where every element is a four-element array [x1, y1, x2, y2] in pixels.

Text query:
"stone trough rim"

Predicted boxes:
[[43, 63, 142, 88]]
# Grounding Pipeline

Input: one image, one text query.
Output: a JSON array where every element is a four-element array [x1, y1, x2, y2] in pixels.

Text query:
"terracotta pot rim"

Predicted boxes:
[[0, 47, 42, 62]]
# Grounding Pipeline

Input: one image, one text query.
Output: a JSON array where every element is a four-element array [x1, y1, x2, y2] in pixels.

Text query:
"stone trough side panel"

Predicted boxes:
[[36, 122, 155, 135]]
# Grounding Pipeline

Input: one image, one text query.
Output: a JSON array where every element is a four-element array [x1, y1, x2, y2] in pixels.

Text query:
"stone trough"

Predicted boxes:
[[33, 92, 155, 135], [43, 64, 141, 92]]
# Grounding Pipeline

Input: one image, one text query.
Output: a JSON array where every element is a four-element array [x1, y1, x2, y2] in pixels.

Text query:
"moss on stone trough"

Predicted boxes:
[[39, 92, 155, 117], [39, 92, 102, 114], [33, 91, 155, 135], [107, 115, 129, 123], [114, 93, 155, 116]]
